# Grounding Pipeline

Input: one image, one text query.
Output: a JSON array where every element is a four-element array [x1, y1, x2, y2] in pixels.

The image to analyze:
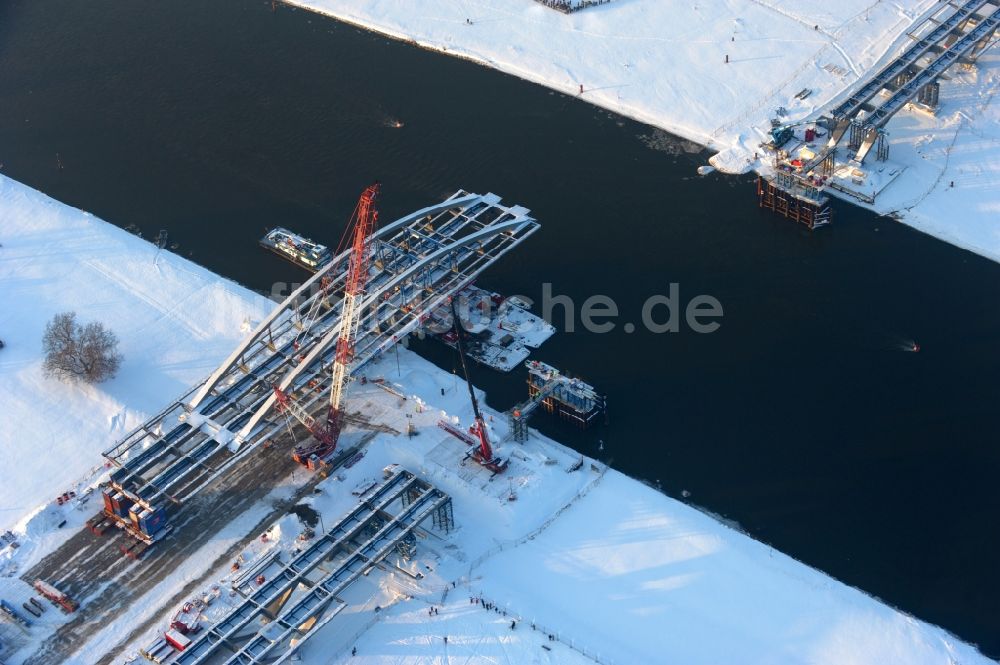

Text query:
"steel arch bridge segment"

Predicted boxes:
[[234, 214, 538, 444], [185, 192, 480, 413]]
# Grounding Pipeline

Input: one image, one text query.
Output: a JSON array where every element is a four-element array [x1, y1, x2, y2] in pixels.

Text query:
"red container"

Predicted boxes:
[[165, 628, 191, 651]]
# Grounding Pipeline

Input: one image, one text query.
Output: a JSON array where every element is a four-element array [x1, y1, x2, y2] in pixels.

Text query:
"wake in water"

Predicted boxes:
[[869, 329, 922, 353]]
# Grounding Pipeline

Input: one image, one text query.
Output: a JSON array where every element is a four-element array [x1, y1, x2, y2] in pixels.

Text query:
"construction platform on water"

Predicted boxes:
[[508, 360, 606, 442], [430, 284, 556, 372], [757, 173, 832, 229]]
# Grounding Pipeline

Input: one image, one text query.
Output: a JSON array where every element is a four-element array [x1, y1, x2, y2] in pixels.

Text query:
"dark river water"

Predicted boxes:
[[2, 0, 998, 656]]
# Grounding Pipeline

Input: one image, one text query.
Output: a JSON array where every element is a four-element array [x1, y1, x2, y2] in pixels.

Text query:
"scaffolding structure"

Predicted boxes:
[[756, 175, 832, 229], [509, 361, 606, 440]]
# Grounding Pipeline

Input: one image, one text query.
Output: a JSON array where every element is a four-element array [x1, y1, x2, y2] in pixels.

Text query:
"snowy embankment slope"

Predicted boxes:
[[298, 355, 994, 665], [0, 175, 273, 535], [282, 0, 1000, 262], [474, 469, 991, 665], [862, 51, 1000, 261]]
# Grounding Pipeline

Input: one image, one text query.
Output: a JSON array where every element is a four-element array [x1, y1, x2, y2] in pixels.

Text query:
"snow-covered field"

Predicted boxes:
[[0, 174, 273, 537], [280, 0, 1000, 261], [0, 176, 994, 663]]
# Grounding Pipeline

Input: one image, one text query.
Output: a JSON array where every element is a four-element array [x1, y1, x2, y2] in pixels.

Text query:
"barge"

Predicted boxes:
[[259, 227, 332, 272], [429, 285, 555, 372]]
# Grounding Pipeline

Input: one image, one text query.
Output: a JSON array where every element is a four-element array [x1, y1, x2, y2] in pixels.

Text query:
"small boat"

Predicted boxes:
[[259, 227, 332, 272]]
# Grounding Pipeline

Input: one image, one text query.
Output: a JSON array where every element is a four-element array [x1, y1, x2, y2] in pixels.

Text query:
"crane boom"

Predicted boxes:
[[281, 183, 380, 469], [450, 299, 506, 473], [451, 301, 484, 425], [329, 184, 380, 413]]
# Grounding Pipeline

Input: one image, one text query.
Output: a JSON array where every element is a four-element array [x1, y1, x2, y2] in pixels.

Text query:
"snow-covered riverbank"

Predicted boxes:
[[0, 175, 993, 663], [281, 0, 1000, 262], [0, 174, 273, 537]]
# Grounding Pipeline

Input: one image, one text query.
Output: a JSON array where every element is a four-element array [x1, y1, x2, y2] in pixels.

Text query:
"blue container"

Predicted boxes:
[[113, 492, 134, 518], [139, 507, 167, 536]]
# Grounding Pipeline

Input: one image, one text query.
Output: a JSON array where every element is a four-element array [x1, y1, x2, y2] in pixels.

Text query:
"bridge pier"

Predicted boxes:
[[875, 130, 890, 162], [917, 81, 941, 110]]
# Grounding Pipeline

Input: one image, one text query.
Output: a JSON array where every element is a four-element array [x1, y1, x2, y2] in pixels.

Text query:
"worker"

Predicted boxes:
[[725, 54, 729, 64], [511, 620, 516, 630], [352, 647, 357, 657], [579, 84, 584, 94]]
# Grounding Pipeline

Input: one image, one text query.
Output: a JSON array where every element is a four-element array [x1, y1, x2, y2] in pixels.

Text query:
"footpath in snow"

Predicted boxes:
[[0, 175, 993, 664], [281, 0, 1000, 262]]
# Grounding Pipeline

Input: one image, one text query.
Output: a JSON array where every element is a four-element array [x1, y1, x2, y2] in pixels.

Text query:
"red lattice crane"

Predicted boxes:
[[275, 182, 380, 470], [450, 298, 507, 474]]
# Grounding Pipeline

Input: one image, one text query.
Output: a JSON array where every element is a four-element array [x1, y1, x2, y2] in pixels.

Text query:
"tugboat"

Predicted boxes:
[[259, 227, 332, 272]]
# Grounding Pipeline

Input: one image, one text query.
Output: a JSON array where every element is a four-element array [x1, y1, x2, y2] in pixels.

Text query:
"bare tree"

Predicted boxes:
[[42, 312, 123, 383]]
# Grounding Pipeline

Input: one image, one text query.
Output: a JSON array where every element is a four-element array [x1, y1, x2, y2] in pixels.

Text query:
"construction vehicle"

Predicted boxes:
[[447, 298, 508, 475], [769, 124, 796, 149], [274, 183, 380, 471], [33, 580, 77, 614], [0, 600, 31, 629], [766, 119, 824, 150]]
